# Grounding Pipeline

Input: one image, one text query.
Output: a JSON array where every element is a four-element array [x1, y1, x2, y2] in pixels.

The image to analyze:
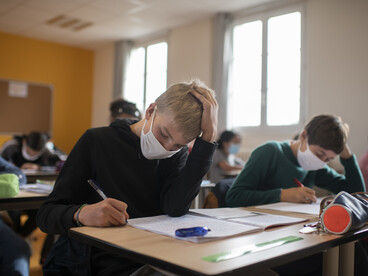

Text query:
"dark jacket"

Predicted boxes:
[[0, 156, 26, 185], [36, 119, 216, 275], [1, 136, 60, 168]]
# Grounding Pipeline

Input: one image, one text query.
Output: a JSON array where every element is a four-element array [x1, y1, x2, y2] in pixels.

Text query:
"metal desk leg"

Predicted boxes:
[[339, 242, 355, 276], [322, 247, 339, 276], [193, 195, 199, 209]]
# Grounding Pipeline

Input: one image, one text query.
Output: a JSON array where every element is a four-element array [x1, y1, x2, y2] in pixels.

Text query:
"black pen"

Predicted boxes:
[[87, 179, 107, 200], [87, 179, 128, 223]]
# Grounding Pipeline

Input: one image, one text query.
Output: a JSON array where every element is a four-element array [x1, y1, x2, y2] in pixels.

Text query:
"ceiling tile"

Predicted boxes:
[[0, 0, 26, 14], [23, 24, 73, 39], [195, 0, 274, 12], [0, 15, 39, 33], [66, 4, 116, 22], [0, 0, 280, 49], [90, 0, 141, 14], [4, 4, 57, 23], [25, 0, 80, 13]]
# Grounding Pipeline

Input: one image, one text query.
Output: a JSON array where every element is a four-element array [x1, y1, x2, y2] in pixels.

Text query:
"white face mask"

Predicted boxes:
[[22, 143, 42, 161], [297, 142, 327, 171], [140, 109, 181, 160]]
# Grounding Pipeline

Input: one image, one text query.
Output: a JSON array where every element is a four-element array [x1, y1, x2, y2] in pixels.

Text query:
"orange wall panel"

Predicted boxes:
[[0, 32, 94, 153]]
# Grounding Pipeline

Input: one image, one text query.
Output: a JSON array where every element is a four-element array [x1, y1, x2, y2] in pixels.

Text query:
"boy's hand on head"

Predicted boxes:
[[190, 90, 218, 143], [340, 143, 353, 160], [76, 198, 129, 227], [339, 122, 352, 159], [280, 187, 317, 204]]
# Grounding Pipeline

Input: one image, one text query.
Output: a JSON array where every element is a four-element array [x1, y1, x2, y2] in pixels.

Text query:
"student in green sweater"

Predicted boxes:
[[226, 114, 365, 207]]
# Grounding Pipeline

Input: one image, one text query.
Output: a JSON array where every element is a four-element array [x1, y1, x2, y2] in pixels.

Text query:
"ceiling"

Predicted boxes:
[[0, 0, 275, 50]]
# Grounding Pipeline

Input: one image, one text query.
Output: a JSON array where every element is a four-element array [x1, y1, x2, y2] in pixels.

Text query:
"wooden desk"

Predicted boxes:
[[25, 171, 59, 183], [223, 170, 241, 178], [0, 190, 48, 211], [69, 209, 368, 276]]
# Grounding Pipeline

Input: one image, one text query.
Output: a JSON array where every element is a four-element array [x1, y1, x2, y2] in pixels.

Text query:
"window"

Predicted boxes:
[[124, 41, 168, 112], [228, 9, 303, 131]]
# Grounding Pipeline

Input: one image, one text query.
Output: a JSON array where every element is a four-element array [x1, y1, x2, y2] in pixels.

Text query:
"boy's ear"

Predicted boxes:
[[144, 103, 157, 120], [300, 130, 307, 142]]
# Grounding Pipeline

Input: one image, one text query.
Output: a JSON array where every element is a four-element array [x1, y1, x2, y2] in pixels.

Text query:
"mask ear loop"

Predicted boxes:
[[149, 107, 157, 132], [142, 107, 156, 135]]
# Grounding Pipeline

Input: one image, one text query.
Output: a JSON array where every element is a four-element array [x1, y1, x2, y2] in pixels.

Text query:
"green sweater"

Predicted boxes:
[[225, 141, 365, 207]]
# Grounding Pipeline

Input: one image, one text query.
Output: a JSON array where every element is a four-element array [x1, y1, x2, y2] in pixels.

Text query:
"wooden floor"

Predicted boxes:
[[29, 228, 46, 276]]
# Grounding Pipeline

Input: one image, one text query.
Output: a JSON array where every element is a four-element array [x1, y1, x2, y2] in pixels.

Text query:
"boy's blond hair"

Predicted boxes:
[[155, 79, 215, 141]]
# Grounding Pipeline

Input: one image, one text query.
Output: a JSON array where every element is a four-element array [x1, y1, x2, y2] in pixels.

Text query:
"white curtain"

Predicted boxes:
[[213, 13, 233, 133], [113, 40, 133, 99]]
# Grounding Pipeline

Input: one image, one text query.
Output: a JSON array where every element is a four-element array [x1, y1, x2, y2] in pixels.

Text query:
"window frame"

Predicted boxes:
[[125, 36, 168, 111], [228, 3, 306, 135]]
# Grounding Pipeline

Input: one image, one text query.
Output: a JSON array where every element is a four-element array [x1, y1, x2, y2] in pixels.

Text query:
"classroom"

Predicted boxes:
[[0, 0, 368, 275]]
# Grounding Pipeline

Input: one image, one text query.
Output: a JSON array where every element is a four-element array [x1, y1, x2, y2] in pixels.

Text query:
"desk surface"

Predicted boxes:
[[25, 170, 59, 183], [69, 208, 368, 276], [0, 190, 48, 211]]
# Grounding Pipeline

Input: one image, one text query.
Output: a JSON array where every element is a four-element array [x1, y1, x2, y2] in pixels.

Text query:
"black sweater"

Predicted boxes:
[[37, 119, 216, 235]]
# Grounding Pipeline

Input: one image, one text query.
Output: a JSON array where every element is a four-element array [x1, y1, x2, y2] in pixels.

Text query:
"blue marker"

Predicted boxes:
[[175, 227, 210, 237]]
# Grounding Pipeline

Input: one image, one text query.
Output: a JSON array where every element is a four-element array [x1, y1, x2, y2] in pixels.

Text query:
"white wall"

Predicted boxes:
[[91, 19, 214, 128], [91, 43, 114, 128], [91, 0, 368, 160], [306, 0, 368, 159], [167, 18, 214, 87]]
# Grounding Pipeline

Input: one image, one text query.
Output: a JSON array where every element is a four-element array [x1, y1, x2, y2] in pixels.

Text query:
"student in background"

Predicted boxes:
[[44, 133, 67, 162], [0, 157, 30, 276], [1, 131, 60, 170], [226, 114, 365, 208], [359, 148, 368, 190], [37, 80, 218, 275], [109, 98, 142, 122], [0, 156, 26, 186], [1, 132, 60, 239], [208, 130, 245, 184]]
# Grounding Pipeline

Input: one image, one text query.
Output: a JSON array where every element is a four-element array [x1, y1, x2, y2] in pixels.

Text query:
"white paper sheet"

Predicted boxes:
[[255, 197, 324, 215], [190, 208, 256, 219], [128, 214, 262, 243], [229, 213, 308, 229], [20, 183, 53, 194]]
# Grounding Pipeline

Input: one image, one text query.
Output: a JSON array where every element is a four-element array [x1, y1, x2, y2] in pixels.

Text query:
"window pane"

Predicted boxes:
[[230, 20, 262, 127], [267, 12, 301, 126], [124, 47, 145, 111], [146, 42, 168, 108]]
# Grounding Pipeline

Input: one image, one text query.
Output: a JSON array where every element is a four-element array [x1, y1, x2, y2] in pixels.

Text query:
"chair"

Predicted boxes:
[[203, 178, 235, 208]]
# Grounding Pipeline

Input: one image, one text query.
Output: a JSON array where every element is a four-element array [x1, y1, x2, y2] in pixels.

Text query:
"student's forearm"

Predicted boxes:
[[225, 187, 281, 207], [162, 155, 210, 216], [319, 155, 365, 194], [162, 138, 216, 216], [37, 201, 80, 235], [342, 155, 365, 192]]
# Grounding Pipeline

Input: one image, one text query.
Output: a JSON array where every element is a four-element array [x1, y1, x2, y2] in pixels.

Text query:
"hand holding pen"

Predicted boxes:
[[293, 177, 304, 187], [280, 178, 317, 204], [73, 179, 129, 227]]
